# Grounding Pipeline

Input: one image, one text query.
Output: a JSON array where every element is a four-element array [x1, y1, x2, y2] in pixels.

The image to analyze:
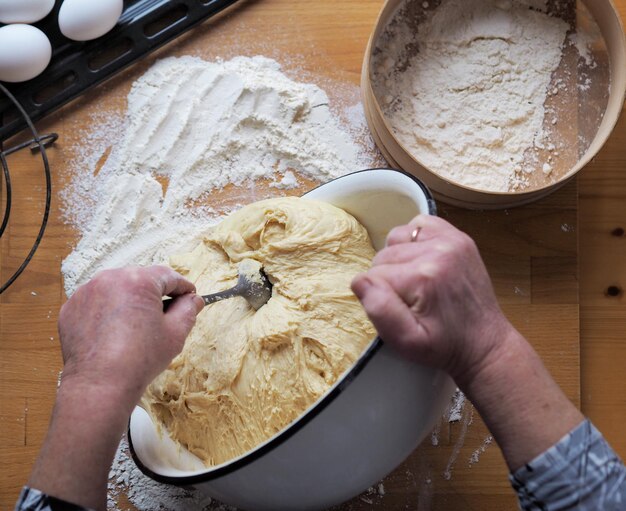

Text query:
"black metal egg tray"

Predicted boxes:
[[0, 0, 241, 142]]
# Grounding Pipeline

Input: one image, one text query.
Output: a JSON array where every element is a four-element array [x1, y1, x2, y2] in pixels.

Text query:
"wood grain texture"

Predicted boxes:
[[577, 0, 626, 463], [0, 0, 623, 510]]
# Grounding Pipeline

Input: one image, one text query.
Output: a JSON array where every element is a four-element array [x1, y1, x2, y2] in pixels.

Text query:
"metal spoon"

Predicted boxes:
[[162, 260, 272, 312]]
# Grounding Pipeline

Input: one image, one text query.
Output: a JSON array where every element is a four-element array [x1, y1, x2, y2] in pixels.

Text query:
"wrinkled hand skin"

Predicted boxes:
[[58, 265, 205, 411], [26, 266, 205, 511], [351, 214, 514, 384], [353, 214, 586, 476]]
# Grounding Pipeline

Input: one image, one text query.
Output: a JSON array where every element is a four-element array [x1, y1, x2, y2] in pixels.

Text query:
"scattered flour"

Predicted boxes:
[[569, 29, 597, 68], [272, 170, 298, 189], [431, 422, 441, 447], [430, 389, 466, 448], [469, 435, 494, 467], [447, 389, 466, 423], [352, 484, 387, 507], [108, 438, 233, 511], [443, 405, 474, 481], [514, 286, 526, 296], [61, 55, 377, 296], [372, 0, 570, 192]]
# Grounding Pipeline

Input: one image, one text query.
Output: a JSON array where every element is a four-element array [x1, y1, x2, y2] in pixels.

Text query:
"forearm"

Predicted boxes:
[[27, 379, 135, 511], [455, 328, 584, 472]]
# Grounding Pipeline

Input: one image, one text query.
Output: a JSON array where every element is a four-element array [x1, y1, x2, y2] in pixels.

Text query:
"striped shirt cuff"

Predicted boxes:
[[14, 486, 91, 511], [510, 419, 626, 510]]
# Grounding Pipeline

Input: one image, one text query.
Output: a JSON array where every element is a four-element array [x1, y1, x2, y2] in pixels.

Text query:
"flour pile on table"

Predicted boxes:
[[61, 55, 376, 295]]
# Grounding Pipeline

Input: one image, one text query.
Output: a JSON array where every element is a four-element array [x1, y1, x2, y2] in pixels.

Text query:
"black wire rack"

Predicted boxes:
[[0, 83, 57, 294], [0, 0, 242, 293]]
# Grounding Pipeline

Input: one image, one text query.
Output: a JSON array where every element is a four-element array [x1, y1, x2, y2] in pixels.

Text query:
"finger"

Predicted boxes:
[[373, 242, 424, 267], [143, 265, 197, 297], [363, 262, 439, 316], [386, 214, 430, 247], [374, 236, 459, 267], [163, 294, 204, 350], [386, 214, 460, 247], [386, 224, 416, 247], [352, 273, 424, 357]]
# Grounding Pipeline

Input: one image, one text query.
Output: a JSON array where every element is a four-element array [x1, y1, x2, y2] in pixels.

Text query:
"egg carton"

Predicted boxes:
[[0, 0, 240, 142]]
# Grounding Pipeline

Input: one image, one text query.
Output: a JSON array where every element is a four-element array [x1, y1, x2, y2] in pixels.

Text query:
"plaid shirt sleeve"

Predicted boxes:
[[14, 487, 92, 511], [510, 419, 626, 510]]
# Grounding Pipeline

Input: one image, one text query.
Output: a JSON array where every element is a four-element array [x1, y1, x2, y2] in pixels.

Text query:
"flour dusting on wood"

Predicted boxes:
[[60, 55, 381, 298]]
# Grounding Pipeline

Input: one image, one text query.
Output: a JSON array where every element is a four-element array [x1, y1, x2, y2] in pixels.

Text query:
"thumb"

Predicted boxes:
[[163, 293, 204, 349]]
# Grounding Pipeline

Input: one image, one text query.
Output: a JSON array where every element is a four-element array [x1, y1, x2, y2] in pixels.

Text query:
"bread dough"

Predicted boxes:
[[141, 197, 376, 466]]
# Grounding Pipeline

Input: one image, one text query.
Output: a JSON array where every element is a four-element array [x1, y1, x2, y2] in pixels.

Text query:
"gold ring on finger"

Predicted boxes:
[[411, 227, 421, 243]]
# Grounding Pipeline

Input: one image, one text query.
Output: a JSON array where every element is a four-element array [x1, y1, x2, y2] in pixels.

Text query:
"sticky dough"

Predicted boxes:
[[141, 197, 376, 466]]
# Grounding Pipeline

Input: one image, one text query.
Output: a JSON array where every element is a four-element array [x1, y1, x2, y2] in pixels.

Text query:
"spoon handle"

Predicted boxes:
[[201, 287, 241, 306], [162, 286, 240, 312]]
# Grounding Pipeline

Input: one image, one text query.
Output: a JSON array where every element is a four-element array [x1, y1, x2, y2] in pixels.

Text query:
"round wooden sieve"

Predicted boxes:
[[362, 0, 626, 209]]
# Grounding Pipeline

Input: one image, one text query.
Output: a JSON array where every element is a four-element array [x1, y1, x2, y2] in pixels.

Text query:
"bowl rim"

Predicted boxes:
[[128, 167, 437, 485]]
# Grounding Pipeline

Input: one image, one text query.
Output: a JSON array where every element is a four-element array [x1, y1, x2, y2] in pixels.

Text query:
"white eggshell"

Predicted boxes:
[[0, 0, 55, 24], [58, 0, 123, 42], [0, 24, 52, 83]]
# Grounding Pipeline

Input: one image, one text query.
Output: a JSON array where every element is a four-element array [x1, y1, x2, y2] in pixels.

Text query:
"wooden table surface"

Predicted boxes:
[[1, 1, 625, 509]]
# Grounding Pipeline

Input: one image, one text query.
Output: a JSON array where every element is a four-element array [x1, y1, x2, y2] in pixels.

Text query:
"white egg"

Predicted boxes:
[[0, 24, 51, 83], [58, 0, 123, 42], [0, 0, 55, 24]]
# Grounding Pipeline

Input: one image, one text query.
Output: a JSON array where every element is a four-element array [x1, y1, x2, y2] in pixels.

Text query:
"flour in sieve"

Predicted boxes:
[[61, 56, 378, 296], [372, 0, 570, 192]]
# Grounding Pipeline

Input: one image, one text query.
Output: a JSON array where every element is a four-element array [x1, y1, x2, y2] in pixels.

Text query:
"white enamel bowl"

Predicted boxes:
[[129, 168, 456, 511]]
